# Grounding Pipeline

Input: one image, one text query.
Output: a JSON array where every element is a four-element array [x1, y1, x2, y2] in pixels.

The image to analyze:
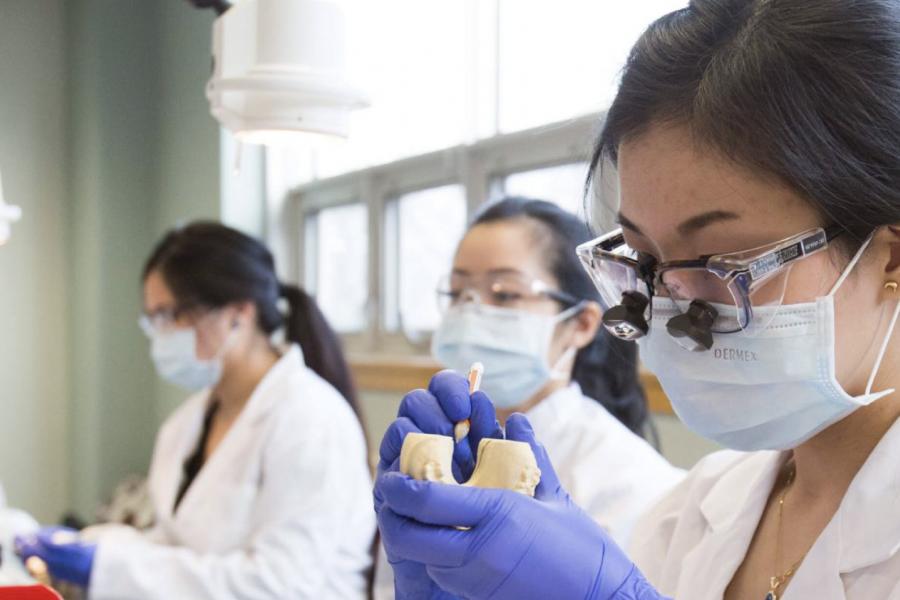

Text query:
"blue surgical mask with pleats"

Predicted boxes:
[[432, 303, 580, 409]]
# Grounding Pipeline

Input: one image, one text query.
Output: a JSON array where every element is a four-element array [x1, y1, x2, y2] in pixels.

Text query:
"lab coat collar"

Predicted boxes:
[[168, 344, 305, 517], [699, 449, 784, 534], [836, 415, 900, 572], [524, 383, 582, 426], [673, 451, 785, 599], [230, 344, 305, 426], [690, 415, 900, 591]]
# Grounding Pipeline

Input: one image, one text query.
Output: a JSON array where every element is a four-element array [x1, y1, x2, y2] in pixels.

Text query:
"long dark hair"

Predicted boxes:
[[472, 197, 649, 436], [589, 0, 900, 255], [142, 221, 362, 419]]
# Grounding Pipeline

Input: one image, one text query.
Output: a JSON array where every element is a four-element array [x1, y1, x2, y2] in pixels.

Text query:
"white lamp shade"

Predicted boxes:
[[207, 0, 368, 145]]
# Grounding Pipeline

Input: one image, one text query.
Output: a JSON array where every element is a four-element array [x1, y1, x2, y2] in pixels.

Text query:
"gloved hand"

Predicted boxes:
[[375, 370, 501, 599], [376, 414, 668, 600], [393, 370, 503, 481], [15, 526, 96, 588]]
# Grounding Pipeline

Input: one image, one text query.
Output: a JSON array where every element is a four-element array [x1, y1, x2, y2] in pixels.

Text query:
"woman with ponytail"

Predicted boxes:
[[373, 197, 683, 598], [22, 222, 375, 599], [437, 197, 683, 540]]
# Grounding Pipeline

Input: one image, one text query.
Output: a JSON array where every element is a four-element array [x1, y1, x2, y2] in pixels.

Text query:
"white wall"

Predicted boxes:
[[0, 0, 70, 521]]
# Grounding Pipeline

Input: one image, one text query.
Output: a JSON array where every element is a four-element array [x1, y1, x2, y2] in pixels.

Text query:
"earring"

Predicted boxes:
[[885, 281, 899, 293]]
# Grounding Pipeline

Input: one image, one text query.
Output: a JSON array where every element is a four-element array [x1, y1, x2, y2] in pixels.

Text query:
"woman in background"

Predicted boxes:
[[19, 222, 375, 599], [374, 198, 682, 597]]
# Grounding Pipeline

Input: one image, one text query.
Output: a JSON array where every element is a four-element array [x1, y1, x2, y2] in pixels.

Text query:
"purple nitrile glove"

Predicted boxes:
[[377, 414, 669, 600], [15, 526, 95, 588], [374, 370, 502, 599]]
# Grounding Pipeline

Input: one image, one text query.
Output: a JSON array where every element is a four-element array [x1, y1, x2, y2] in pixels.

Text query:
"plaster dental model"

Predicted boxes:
[[400, 433, 541, 496], [399, 363, 541, 497]]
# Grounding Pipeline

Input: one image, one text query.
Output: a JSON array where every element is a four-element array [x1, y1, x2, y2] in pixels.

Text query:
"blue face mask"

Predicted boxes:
[[147, 327, 227, 391], [431, 303, 580, 409]]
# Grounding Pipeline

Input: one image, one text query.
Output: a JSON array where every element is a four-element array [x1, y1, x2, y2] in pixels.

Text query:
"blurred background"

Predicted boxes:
[[0, 0, 716, 526]]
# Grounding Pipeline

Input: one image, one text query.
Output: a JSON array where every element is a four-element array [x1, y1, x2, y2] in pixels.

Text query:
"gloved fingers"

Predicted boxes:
[[428, 370, 472, 423], [379, 471, 505, 528], [505, 413, 566, 502], [374, 457, 401, 513], [378, 506, 469, 568], [37, 526, 81, 549], [398, 389, 454, 437], [468, 391, 502, 445], [453, 391, 501, 480], [378, 417, 422, 472], [14, 534, 41, 559], [451, 437, 476, 483]]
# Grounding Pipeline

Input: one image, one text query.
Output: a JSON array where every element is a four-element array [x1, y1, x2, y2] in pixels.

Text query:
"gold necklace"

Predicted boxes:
[[766, 461, 805, 600]]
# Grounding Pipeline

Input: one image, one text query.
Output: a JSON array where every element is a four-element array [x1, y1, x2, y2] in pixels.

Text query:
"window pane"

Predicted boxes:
[[500, 163, 589, 219], [497, 0, 688, 133], [312, 0, 471, 178], [396, 185, 467, 333], [272, 1, 690, 182], [314, 203, 369, 332]]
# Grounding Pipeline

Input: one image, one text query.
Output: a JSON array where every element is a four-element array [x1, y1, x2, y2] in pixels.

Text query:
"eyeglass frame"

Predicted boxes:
[[436, 272, 581, 312], [139, 302, 209, 336], [576, 224, 845, 335]]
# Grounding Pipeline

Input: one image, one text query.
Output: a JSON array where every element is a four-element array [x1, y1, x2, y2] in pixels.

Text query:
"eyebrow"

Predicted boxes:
[[617, 213, 644, 236], [617, 210, 741, 237], [677, 210, 741, 236]]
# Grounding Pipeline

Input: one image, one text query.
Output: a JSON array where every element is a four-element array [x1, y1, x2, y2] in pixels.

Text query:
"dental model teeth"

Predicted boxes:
[[399, 432, 541, 497]]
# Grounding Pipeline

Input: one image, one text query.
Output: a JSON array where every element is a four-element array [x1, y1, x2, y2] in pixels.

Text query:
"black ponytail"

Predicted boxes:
[[472, 197, 649, 436], [278, 282, 360, 416], [143, 222, 363, 423]]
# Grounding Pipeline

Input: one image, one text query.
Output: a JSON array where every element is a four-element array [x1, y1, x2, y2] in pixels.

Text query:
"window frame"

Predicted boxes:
[[287, 112, 605, 356]]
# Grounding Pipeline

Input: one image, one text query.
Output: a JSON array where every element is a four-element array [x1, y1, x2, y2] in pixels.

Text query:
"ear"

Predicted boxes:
[[567, 301, 602, 350], [230, 301, 257, 328]]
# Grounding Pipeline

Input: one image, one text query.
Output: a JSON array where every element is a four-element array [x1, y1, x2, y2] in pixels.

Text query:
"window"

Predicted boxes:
[[269, 0, 689, 184], [275, 2, 692, 353], [307, 203, 369, 333], [496, 1, 688, 133], [312, 0, 472, 179], [384, 184, 467, 336], [494, 163, 589, 218]]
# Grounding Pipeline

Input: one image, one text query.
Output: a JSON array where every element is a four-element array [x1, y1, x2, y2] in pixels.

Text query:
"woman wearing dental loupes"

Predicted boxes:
[[374, 1, 900, 598]]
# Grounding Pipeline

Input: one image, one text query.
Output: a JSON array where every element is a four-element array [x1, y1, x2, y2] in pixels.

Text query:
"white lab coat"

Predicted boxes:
[[373, 383, 684, 599], [629, 415, 900, 599], [89, 345, 376, 600]]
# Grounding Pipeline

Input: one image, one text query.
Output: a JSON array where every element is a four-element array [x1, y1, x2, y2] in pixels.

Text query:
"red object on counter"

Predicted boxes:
[[0, 586, 62, 599]]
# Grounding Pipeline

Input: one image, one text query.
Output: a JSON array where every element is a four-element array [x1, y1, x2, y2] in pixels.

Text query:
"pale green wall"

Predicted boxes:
[[0, 0, 70, 522], [66, 0, 221, 519], [151, 2, 224, 423]]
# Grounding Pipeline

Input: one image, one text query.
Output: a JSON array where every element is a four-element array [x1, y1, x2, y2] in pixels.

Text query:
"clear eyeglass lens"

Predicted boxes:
[[658, 267, 741, 333], [658, 264, 793, 334], [437, 273, 555, 311], [740, 265, 794, 334], [581, 249, 651, 314]]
